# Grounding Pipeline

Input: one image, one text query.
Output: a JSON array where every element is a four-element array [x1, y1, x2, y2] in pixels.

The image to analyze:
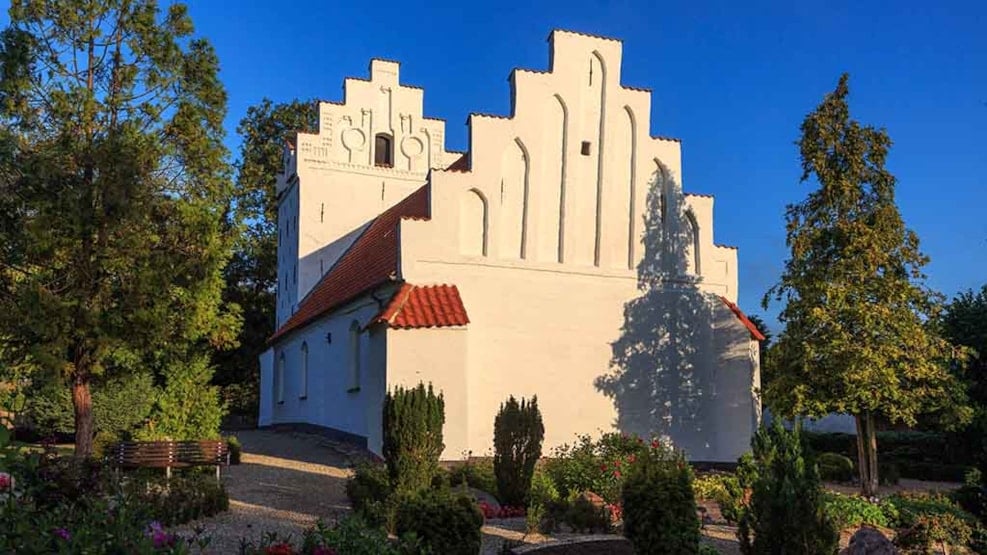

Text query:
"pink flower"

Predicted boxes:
[[54, 528, 71, 541], [312, 547, 337, 555], [613, 470, 622, 479], [0, 472, 11, 490], [627, 454, 636, 464]]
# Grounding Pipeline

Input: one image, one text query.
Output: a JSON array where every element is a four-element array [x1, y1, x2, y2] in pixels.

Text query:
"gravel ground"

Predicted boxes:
[[174, 429, 362, 553]]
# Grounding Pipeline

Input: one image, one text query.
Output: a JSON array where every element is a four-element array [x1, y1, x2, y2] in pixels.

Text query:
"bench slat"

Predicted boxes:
[[110, 440, 230, 469]]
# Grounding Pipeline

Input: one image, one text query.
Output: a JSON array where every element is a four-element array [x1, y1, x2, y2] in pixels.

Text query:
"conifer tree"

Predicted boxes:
[[493, 395, 544, 506], [0, 1, 237, 456], [764, 74, 969, 495], [737, 421, 838, 554], [382, 382, 445, 493]]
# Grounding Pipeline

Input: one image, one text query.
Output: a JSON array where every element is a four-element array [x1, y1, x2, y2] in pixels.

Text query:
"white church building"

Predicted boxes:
[[259, 30, 764, 462]]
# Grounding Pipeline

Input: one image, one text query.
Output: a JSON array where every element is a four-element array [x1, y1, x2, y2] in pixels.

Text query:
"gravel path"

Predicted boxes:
[[175, 429, 364, 553]]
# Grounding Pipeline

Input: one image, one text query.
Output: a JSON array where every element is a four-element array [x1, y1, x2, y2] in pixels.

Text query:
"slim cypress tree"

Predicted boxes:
[[382, 382, 445, 493], [493, 395, 544, 506]]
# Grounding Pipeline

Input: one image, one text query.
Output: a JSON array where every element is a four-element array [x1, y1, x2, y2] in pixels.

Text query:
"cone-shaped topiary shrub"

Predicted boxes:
[[493, 395, 545, 506], [621, 440, 701, 554], [738, 420, 839, 554], [382, 382, 445, 494]]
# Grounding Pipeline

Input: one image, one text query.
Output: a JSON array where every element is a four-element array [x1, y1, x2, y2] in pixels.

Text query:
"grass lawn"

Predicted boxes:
[[13, 440, 75, 457]]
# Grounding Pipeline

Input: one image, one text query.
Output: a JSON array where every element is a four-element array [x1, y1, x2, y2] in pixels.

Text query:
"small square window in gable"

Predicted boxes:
[[581, 141, 591, 156]]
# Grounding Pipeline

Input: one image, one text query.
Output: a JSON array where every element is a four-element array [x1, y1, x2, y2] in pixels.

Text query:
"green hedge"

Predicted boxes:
[[803, 431, 976, 482]]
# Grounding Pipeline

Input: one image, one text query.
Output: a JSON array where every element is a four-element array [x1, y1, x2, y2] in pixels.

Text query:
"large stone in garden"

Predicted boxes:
[[841, 526, 898, 555]]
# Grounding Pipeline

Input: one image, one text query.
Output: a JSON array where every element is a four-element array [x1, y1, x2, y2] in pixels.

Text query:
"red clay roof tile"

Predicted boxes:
[[719, 296, 766, 341], [374, 283, 470, 329], [268, 185, 430, 343]]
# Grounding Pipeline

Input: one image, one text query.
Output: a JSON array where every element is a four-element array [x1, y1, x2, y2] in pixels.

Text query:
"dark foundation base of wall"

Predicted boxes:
[[261, 422, 370, 451]]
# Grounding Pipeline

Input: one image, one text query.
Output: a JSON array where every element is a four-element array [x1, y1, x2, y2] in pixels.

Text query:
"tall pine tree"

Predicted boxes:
[[0, 1, 238, 456], [764, 74, 969, 495]]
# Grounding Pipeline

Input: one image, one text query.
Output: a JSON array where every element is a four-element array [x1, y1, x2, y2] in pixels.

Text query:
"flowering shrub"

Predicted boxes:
[[0, 428, 217, 553], [542, 432, 659, 504]]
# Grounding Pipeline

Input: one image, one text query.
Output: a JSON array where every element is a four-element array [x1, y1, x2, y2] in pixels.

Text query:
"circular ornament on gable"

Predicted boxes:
[[341, 128, 366, 150], [401, 136, 425, 157]]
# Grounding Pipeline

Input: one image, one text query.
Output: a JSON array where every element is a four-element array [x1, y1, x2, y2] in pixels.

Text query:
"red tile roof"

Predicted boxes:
[[719, 296, 766, 341], [446, 153, 470, 172], [373, 283, 470, 329], [268, 185, 430, 343]]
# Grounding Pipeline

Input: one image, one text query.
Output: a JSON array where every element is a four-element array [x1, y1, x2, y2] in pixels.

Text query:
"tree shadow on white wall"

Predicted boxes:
[[595, 167, 723, 460]]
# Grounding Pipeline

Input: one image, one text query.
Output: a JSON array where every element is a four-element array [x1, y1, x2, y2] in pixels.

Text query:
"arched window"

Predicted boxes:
[[460, 189, 488, 256], [276, 353, 285, 405], [374, 133, 393, 167], [348, 321, 361, 391], [683, 210, 701, 276], [299, 342, 308, 400]]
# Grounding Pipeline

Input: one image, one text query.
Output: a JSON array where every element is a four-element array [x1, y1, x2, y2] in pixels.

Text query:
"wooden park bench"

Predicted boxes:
[[110, 440, 230, 481]]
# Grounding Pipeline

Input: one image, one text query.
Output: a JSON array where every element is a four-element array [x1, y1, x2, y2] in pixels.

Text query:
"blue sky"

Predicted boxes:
[[9, 1, 987, 330]]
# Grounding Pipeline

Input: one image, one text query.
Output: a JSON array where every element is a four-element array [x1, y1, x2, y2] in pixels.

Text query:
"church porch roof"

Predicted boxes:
[[372, 283, 470, 329]]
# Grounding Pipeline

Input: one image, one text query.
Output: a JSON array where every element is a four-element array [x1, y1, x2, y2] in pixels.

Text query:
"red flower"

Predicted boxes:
[[613, 470, 622, 479], [600, 463, 608, 472], [265, 543, 295, 555], [651, 439, 660, 449], [627, 454, 636, 464], [613, 459, 621, 467]]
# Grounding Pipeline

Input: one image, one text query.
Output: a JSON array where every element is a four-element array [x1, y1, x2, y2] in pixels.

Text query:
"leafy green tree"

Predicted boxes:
[[0, 1, 238, 457], [763, 74, 969, 495], [214, 99, 317, 415], [940, 285, 987, 469]]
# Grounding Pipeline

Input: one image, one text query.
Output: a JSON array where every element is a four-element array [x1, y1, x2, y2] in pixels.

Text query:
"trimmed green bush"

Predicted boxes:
[[493, 395, 544, 507], [448, 458, 497, 496], [226, 435, 242, 464], [738, 421, 839, 554], [817, 451, 855, 482], [382, 382, 445, 494], [621, 445, 701, 554], [394, 488, 483, 555], [345, 462, 394, 529], [541, 493, 613, 534]]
